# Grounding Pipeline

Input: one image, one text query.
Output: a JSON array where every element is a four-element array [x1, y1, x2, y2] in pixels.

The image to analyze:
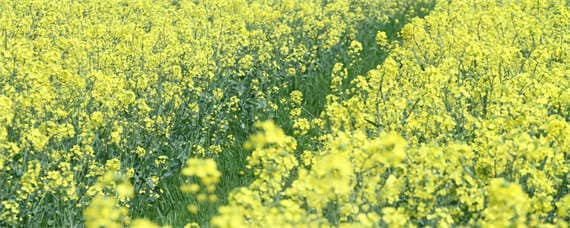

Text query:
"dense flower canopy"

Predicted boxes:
[[0, 0, 568, 227]]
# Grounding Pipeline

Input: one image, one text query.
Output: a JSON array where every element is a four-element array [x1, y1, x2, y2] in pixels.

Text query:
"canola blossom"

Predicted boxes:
[[0, 0, 568, 227]]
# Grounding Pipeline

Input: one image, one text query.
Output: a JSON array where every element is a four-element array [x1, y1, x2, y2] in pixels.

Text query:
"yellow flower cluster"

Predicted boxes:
[[84, 163, 133, 228], [181, 158, 221, 214], [1, 0, 568, 227], [83, 162, 168, 228], [209, 0, 570, 227], [1, 0, 428, 225]]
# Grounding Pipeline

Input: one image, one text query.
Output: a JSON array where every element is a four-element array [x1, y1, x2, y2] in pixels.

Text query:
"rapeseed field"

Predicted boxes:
[[0, 0, 568, 227]]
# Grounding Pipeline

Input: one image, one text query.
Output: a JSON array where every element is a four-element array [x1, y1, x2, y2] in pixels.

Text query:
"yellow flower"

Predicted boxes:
[[130, 219, 160, 228], [287, 68, 296, 76], [27, 128, 49, 151], [290, 90, 303, 106], [116, 182, 134, 199], [376, 31, 388, 48], [187, 204, 199, 214]]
